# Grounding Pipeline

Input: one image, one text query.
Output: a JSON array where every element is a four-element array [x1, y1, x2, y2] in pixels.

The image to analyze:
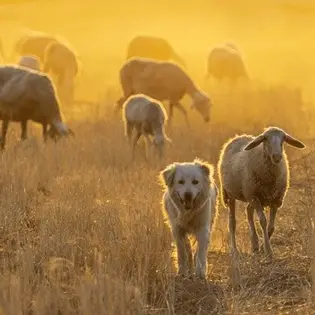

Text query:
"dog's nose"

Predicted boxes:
[[272, 153, 282, 163], [184, 191, 193, 203]]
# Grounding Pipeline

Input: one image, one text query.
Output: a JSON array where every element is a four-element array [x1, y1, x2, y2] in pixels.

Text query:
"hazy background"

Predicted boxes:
[[1, 0, 314, 101]]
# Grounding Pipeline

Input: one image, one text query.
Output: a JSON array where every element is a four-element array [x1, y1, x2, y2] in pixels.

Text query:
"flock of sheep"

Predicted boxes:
[[0, 31, 306, 280]]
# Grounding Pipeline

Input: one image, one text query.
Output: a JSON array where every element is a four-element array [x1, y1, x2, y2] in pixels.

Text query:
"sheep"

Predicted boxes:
[[218, 127, 306, 259], [116, 57, 212, 126], [43, 40, 79, 105], [17, 55, 41, 71], [13, 31, 57, 64], [206, 42, 249, 84], [122, 94, 171, 160], [126, 35, 186, 69], [0, 65, 74, 149]]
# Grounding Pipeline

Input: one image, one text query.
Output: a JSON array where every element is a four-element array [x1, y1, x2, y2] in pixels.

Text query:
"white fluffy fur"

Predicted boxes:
[[160, 159, 218, 279]]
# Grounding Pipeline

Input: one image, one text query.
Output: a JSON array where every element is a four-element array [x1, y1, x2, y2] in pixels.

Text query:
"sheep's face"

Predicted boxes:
[[161, 161, 211, 211], [193, 97, 211, 123], [263, 131, 285, 165], [244, 127, 305, 165]]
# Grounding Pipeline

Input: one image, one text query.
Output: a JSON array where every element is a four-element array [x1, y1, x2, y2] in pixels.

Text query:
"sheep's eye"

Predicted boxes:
[[192, 179, 199, 185], [178, 179, 185, 185]]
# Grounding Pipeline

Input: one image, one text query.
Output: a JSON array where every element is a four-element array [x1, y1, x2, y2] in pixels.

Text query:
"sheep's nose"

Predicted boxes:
[[204, 116, 210, 123], [184, 191, 193, 203], [272, 153, 282, 163]]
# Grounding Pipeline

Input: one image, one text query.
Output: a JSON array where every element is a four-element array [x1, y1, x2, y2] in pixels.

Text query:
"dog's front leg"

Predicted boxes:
[[173, 228, 189, 277], [194, 227, 210, 279]]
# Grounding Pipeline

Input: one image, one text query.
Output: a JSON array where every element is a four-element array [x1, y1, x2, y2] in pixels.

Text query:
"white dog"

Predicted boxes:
[[159, 158, 218, 279]]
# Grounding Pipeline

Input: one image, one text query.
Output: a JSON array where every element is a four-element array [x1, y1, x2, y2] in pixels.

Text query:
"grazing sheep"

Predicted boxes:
[[117, 57, 212, 126], [13, 31, 57, 63], [206, 42, 249, 84], [43, 40, 79, 105], [0, 65, 74, 149], [122, 94, 171, 160], [160, 159, 218, 278], [126, 35, 186, 68], [218, 127, 305, 258], [17, 55, 41, 71]]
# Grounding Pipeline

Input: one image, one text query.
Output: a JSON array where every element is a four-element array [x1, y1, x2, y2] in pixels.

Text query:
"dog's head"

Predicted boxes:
[[160, 158, 214, 211]]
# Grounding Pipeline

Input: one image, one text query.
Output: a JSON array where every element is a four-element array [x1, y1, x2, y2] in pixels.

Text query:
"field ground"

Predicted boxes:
[[0, 1, 315, 314]]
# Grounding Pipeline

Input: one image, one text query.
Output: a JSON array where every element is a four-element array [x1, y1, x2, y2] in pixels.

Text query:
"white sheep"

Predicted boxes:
[[218, 126, 305, 259], [17, 55, 41, 71], [122, 94, 171, 160]]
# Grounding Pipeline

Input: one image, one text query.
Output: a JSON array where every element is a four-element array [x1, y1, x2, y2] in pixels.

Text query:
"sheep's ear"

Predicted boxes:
[[160, 164, 176, 187], [244, 134, 265, 150], [285, 133, 306, 149]]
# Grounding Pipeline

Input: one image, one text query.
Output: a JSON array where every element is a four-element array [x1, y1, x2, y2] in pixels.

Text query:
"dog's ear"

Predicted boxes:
[[194, 159, 213, 179], [159, 164, 177, 187]]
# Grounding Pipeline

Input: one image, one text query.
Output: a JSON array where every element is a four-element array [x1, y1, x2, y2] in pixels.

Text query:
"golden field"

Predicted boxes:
[[0, 1, 314, 314]]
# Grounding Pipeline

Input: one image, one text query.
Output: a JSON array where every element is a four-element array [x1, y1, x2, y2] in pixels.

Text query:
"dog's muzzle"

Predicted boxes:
[[180, 191, 199, 211]]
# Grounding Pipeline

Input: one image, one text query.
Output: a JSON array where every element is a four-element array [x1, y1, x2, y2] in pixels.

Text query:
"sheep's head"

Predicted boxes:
[[48, 124, 75, 141], [191, 92, 212, 123], [243, 127, 306, 165]]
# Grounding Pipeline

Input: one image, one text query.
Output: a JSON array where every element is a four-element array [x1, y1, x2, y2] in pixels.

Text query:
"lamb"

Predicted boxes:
[[160, 159, 218, 278], [126, 35, 186, 68], [122, 94, 171, 160], [218, 127, 305, 259], [17, 55, 41, 71], [206, 42, 249, 84], [43, 40, 79, 105], [116, 57, 212, 126], [0, 65, 74, 149]]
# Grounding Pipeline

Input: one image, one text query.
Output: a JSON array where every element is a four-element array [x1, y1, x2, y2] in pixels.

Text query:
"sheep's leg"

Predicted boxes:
[[228, 198, 239, 257], [259, 206, 278, 252], [174, 102, 190, 127], [1, 119, 9, 150], [143, 135, 151, 162], [168, 103, 174, 127], [194, 227, 210, 279], [126, 122, 133, 146], [42, 124, 48, 142], [131, 129, 141, 160], [267, 206, 278, 239], [253, 200, 273, 258], [246, 203, 259, 253], [20, 120, 27, 141]]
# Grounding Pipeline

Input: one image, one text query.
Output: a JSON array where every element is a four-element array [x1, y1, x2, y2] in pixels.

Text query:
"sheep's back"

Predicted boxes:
[[124, 95, 165, 129], [123, 96, 151, 123], [120, 58, 189, 101]]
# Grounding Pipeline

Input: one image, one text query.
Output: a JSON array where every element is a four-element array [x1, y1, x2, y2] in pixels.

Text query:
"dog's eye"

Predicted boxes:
[[192, 179, 199, 185], [178, 179, 185, 185]]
